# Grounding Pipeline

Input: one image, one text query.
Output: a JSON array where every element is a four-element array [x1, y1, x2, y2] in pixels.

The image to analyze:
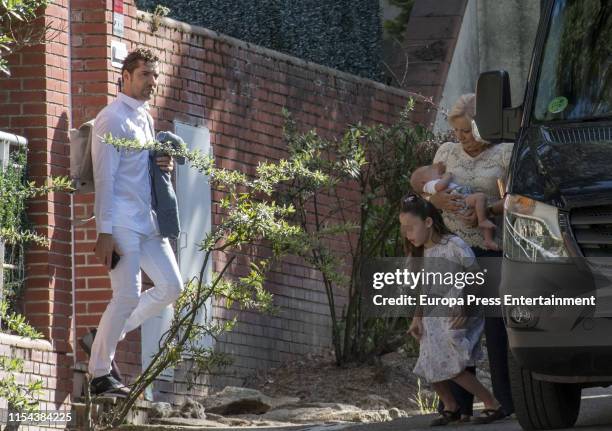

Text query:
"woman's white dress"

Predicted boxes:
[[433, 142, 513, 249]]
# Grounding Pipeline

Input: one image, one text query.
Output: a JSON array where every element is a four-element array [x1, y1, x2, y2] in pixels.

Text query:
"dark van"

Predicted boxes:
[[473, 0, 611, 429]]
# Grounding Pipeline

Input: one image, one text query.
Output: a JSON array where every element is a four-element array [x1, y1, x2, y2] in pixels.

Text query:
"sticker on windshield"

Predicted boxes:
[[548, 96, 568, 114]]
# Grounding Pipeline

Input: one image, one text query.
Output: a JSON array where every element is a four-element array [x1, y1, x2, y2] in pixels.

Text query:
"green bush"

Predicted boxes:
[[277, 101, 443, 364], [0, 0, 50, 75], [0, 148, 71, 427]]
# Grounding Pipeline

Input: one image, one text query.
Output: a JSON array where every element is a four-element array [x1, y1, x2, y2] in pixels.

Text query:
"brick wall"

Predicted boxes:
[[0, 334, 69, 430], [125, 11, 413, 401], [69, 0, 416, 402], [2, 0, 433, 408], [0, 0, 74, 420]]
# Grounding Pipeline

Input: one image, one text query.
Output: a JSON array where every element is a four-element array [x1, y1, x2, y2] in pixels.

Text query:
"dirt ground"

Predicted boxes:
[[245, 349, 428, 412], [244, 344, 492, 413]]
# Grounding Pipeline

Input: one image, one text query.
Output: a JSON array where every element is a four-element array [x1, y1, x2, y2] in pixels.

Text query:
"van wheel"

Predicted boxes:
[[508, 351, 581, 430]]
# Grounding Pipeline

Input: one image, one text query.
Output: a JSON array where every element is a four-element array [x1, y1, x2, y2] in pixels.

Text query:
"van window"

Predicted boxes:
[[533, 0, 611, 122]]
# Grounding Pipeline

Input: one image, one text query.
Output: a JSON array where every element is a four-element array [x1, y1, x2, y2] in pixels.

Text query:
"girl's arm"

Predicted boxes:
[[408, 315, 423, 341], [413, 302, 423, 318]]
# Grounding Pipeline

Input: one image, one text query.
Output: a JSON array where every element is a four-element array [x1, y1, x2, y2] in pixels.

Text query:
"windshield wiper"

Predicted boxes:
[[577, 114, 612, 122], [538, 114, 612, 125]]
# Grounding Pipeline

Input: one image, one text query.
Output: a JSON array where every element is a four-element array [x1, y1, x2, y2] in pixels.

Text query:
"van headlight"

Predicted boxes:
[[504, 195, 569, 262]]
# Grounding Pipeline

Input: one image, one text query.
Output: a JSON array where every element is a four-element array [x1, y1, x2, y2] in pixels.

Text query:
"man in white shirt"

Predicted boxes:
[[84, 48, 183, 397]]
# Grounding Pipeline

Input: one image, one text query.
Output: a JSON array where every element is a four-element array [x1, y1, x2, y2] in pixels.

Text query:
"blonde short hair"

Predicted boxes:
[[448, 93, 476, 122]]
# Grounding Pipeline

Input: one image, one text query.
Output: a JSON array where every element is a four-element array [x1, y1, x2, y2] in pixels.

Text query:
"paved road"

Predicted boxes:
[[116, 386, 612, 431], [338, 386, 612, 431]]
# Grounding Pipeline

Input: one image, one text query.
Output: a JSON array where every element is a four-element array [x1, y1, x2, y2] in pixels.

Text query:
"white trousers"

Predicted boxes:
[[88, 226, 183, 378]]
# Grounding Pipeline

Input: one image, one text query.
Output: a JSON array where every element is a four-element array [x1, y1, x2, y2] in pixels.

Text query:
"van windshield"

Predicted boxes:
[[533, 0, 611, 122]]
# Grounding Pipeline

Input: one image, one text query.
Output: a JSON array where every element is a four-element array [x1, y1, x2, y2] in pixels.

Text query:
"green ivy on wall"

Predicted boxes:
[[136, 0, 384, 81]]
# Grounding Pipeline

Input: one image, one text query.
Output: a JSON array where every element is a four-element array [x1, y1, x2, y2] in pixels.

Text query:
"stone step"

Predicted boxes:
[[72, 361, 88, 399], [68, 398, 152, 430]]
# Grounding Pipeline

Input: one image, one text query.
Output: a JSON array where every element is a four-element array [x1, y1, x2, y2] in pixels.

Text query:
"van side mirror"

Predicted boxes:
[[474, 71, 522, 143]]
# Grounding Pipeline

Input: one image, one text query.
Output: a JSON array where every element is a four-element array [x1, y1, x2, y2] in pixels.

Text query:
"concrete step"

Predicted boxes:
[[73, 361, 88, 399], [69, 398, 152, 430], [70, 363, 151, 429]]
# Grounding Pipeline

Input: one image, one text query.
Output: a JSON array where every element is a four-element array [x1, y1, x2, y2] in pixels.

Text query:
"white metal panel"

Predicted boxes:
[[141, 305, 175, 383], [141, 122, 214, 396], [173, 122, 214, 352]]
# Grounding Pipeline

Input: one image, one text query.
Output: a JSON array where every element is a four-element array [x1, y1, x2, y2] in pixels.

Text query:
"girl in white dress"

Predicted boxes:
[[400, 193, 504, 426]]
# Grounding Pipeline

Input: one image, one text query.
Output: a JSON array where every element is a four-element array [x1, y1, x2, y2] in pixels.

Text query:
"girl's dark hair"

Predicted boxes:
[[400, 192, 452, 257]]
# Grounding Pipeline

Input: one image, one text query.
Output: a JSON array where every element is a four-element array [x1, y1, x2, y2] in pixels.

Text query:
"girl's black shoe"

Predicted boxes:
[[430, 409, 461, 426], [472, 406, 506, 424]]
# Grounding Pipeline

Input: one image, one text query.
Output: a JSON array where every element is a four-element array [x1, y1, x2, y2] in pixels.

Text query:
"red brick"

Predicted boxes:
[[71, 23, 109, 34], [10, 91, 47, 103], [24, 314, 52, 327], [87, 302, 110, 313], [78, 315, 103, 326], [78, 265, 110, 277], [83, 9, 107, 22], [72, 0, 106, 8], [82, 35, 108, 46], [0, 80, 22, 90], [1, 104, 21, 114], [86, 278, 110, 289], [9, 65, 47, 78], [82, 82, 110, 94], [10, 116, 47, 127], [71, 95, 109, 106]]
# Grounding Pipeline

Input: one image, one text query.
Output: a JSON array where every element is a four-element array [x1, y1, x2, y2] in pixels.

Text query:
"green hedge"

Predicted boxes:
[[137, 0, 383, 81]]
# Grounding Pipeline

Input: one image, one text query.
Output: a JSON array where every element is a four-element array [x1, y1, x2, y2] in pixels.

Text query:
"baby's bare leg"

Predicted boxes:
[[465, 193, 499, 250], [465, 193, 495, 228]]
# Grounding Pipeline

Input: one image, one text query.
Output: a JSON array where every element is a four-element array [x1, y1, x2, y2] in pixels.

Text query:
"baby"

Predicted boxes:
[[410, 162, 499, 251]]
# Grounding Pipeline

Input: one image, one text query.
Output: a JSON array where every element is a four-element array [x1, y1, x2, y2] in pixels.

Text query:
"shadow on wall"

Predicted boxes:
[[50, 111, 73, 410]]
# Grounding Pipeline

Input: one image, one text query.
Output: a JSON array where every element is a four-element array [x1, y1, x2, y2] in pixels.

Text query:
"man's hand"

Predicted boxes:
[[94, 233, 116, 271], [429, 190, 464, 212], [156, 155, 174, 173]]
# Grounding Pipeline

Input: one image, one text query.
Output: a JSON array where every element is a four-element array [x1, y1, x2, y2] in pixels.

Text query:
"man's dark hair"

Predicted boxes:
[[121, 48, 160, 74]]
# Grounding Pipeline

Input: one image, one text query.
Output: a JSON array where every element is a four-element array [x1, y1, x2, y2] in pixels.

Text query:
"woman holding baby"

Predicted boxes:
[[408, 94, 515, 425]]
